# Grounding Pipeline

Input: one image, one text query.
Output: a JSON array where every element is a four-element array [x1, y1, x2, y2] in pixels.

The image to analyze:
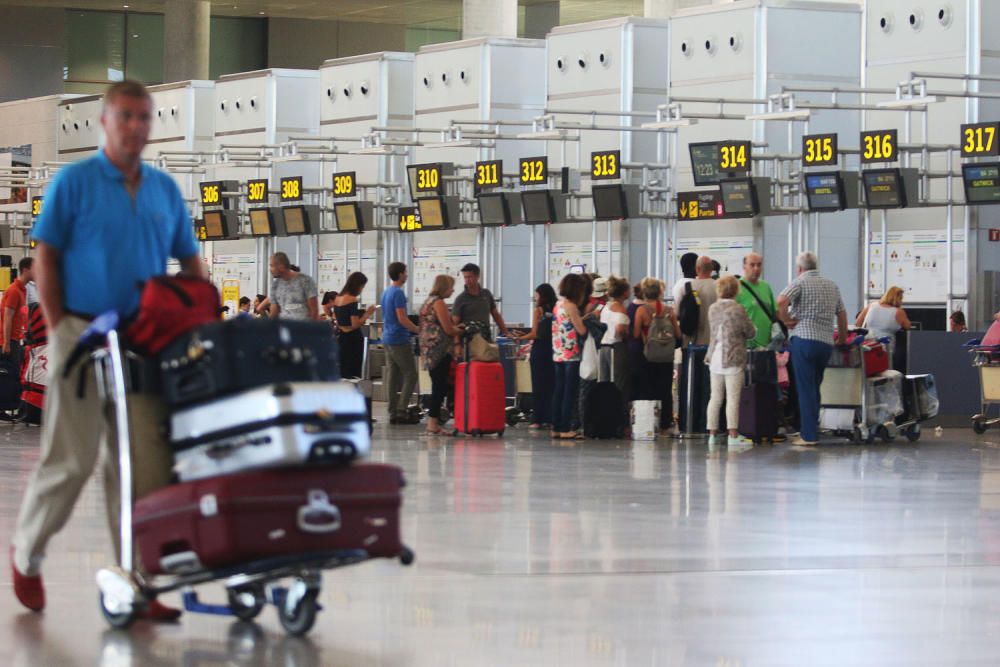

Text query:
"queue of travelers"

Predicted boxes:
[[245, 250, 921, 446]]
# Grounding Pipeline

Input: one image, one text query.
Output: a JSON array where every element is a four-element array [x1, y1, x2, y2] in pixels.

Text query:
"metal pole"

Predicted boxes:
[[946, 147, 954, 317], [343, 234, 350, 273], [529, 226, 536, 300], [607, 221, 614, 275], [591, 220, 598, 273], [863, 209, 871, 302], [647, 219, 654, 276], [497, 226, 504, 302], [881, 210, 888, 297]]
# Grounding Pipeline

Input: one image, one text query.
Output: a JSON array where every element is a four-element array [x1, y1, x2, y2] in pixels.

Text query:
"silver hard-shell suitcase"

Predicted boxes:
[[170, 382, 370, 481]]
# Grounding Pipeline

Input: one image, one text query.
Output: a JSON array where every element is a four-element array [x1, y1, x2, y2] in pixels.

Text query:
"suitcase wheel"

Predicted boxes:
[[277, 586, 320, 636], [399, 546, 415, 566], [228, 584, 267, 621]]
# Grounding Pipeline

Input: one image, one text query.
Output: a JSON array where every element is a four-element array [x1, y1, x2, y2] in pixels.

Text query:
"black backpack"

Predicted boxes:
[[677, 282, 700, 337]]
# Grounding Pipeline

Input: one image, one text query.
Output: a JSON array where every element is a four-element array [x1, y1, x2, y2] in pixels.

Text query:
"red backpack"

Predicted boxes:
[[126, 276, 221, 355]]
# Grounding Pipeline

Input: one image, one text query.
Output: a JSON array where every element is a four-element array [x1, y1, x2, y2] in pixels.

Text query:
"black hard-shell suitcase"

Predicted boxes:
[[0, 354, 21, 412], [678, 345, 715, 433], [583, 381, 625, 439], [738, 382, 779, 443], [160, 318, 340, 407]]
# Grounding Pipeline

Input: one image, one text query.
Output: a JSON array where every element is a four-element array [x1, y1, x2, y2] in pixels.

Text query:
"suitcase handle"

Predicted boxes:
[[297, 490, 342, 534]]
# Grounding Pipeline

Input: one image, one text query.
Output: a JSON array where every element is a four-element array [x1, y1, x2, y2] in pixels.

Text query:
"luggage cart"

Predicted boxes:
[[80, 313, 413, 635], [966, 341, 1000, 434], [496, 336, 530, 426], [820, 337, 910, 443]]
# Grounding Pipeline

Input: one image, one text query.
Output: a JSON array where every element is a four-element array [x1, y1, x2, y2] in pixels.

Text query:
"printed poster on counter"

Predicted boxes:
[[547, 242, 621, 285], [411, 245, 478, 304], [318, 250, 378, 305], [868, 231, 966, 303]]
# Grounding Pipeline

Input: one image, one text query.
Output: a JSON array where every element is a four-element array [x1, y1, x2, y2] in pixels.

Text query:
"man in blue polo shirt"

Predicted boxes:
[[381, 261, 421, 424], [10, 80, 204, 619]]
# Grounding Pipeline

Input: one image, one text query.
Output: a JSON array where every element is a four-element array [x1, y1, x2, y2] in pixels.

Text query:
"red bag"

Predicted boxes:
[[133, 463, 406, 574], [126, 276, 221, 355], [454, 361, 506, 435], [862, 341, 889, 376]]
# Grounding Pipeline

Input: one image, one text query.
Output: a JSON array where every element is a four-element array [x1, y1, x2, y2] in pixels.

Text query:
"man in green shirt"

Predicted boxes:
[[735, 252, 778, 349]]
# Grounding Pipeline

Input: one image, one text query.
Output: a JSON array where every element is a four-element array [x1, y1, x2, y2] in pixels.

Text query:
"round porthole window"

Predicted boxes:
[[937, 6, 952, 26], [556, 57, 566, 71], [909, 10, 923, 30], [879, 14, 893, 33]]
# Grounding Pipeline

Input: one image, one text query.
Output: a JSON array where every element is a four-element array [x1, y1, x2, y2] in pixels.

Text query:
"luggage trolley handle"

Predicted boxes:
[[70, 311, 137, 573]]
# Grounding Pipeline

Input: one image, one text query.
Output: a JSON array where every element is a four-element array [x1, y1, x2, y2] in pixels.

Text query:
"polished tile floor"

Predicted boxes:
[[3, 418, 1000, 666]]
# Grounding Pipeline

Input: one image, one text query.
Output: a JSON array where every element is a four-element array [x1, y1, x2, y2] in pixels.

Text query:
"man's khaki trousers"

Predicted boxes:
[[12, 315, 172, 576]]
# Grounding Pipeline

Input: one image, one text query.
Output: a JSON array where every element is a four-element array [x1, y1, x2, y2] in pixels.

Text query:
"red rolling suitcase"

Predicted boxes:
[[133, 463, 405, 575], [454, 361, 506, 436]]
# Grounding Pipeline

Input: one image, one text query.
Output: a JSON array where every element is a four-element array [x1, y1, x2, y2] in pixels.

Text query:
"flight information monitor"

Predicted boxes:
[[592, 184, 630, 220], [719, 179, 758, 218], [282, 206, 310, 234], [249, 208, 275, 236], [334, 202, 363, 232], [804, 172, 847, 211], [522, 190, 557, 224], [962, 163, 1000, 205], [477, 193, 510, 226], [417, 197, 449, 229], [862, 169, 906, 209]]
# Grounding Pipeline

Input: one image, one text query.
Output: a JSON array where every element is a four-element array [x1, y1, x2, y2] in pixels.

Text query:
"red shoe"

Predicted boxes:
[[10, 549, 45, 612], [139, 599, 182, 622]]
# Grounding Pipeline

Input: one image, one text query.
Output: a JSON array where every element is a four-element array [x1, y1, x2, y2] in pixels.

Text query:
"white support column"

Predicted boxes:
[[462, 0, 517, 39]]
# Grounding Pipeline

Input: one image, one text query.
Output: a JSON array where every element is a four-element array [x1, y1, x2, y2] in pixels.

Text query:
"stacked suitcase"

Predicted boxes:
[[133, 316, 402, 576]]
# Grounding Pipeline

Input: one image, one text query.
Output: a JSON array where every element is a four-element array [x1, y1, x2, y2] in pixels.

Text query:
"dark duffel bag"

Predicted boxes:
[[159, 318, 339, 407]]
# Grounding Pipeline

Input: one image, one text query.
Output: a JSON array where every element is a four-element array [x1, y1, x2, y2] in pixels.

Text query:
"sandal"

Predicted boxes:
[[423, 428, 448, 436]]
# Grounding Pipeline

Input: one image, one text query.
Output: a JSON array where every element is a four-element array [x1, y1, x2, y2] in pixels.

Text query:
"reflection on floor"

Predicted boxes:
[[3, 418, 1000, 666]]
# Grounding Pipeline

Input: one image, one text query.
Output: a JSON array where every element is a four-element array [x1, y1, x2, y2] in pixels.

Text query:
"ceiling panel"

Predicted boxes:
[[1, 0, 644, 27]]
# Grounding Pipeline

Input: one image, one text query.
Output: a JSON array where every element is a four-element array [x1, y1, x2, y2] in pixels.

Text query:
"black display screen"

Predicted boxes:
[[805, 172, 846, 211], [963, 163, 1000, 205], [689, 142, 721, 186], [592, 184, 628, 221], [477, 193, 509, 226], [522, 190, 556, 224], [862, 169, 906, 209], [719, 179, 757, 217]]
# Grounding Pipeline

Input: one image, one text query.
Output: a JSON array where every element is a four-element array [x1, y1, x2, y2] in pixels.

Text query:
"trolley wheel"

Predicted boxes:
[[878, 425, 895, 444], [973, 419, 988, 435], [497, 429, 505, 437], [228, 585, 267, 621], [471, 429, 481, 437], [99, 591, 138, 630], [399, 547, 415, 566], [905, 424, 921, 442], [278, 590, 319, 637], [853, 427, 874, 444]]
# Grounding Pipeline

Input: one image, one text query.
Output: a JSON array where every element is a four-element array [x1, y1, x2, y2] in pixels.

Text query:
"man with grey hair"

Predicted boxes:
[[777, 251, 848, 446]]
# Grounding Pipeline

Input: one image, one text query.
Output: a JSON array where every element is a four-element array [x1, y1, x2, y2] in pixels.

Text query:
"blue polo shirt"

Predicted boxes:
[[32, 150, 200, 317]]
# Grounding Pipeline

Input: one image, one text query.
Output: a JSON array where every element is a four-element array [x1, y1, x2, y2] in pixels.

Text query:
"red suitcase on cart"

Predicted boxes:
[[454, 361, 506, 436], [133, 463, 405, 575]]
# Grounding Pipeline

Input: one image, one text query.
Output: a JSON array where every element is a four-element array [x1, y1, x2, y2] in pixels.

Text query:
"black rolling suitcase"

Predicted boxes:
[[738, 383, 779, 443], [678, 345, 714, 433], [737, 350, 779, 443], [583, 346, 626, 439], [160, 318, 340, 407]]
